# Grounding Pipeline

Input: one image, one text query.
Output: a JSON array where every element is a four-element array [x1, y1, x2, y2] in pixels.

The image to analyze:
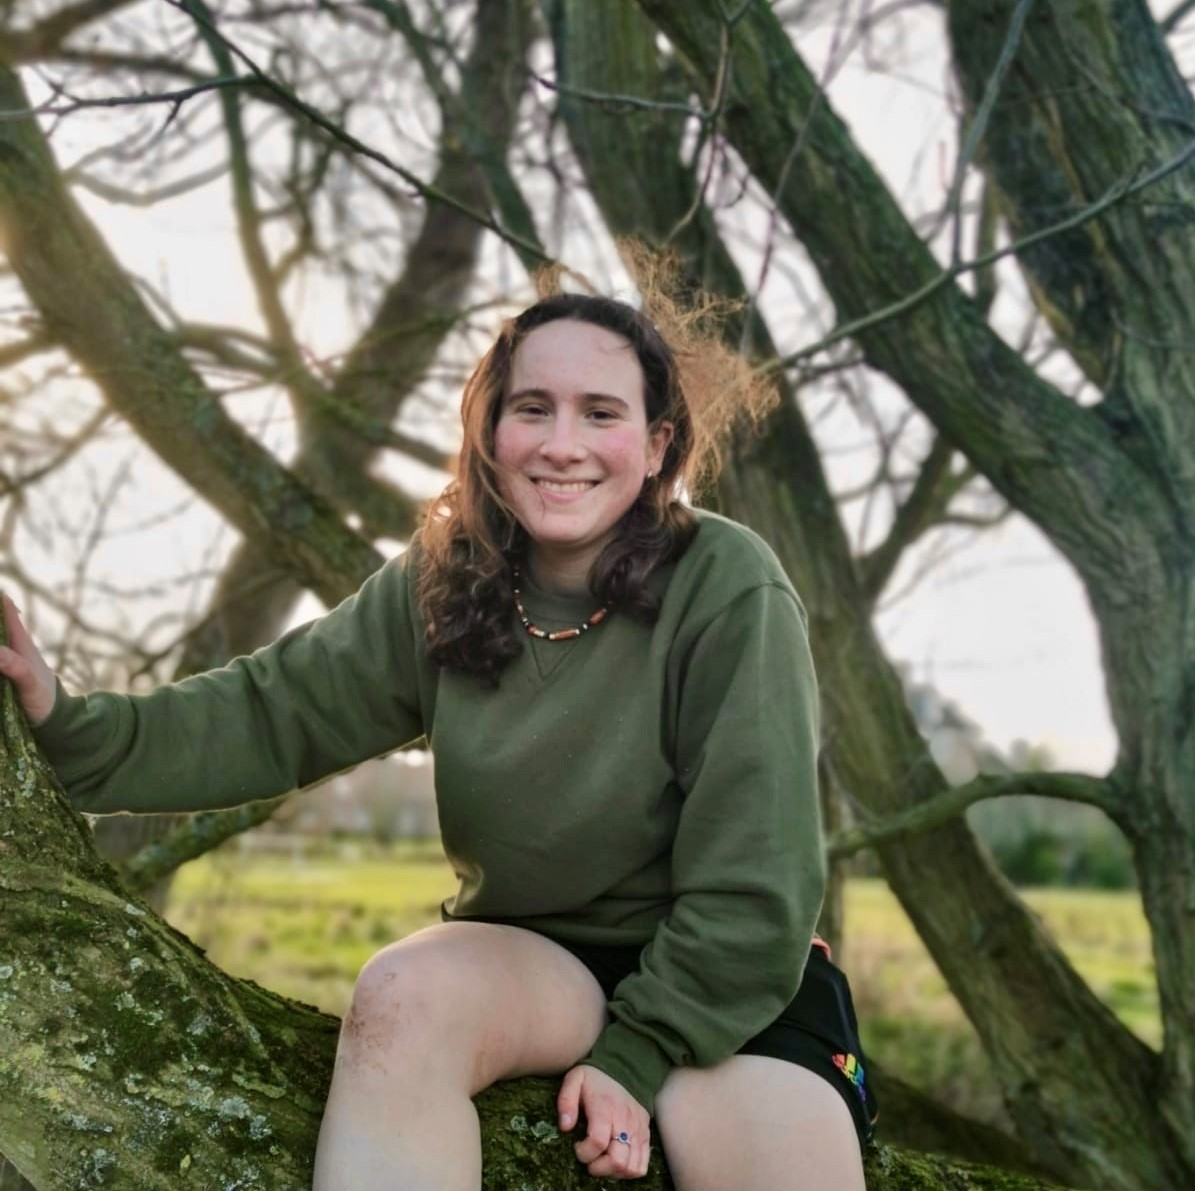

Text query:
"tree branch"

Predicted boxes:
[[945, 0, 1036, 266], [186, 0, 327, 409], [637, 0, 1180, 614], [0, 0, 141, 60], [827, 770, 1123, 860], [1160, 0, 1195, 35], [858, 435, 968, 603], [121, 798, 287, 892], [68, 159, 229, 206], [164, 0, 552, 270], [0, 64, 382, 608], [531, 72, 711, 119], [0, 409, 110, 500]]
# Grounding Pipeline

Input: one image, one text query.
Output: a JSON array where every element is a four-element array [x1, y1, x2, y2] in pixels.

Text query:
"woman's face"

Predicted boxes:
[[494, 319, 672, 580]]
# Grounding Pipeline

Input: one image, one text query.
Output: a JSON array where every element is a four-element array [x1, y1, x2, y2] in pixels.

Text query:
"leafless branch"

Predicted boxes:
[[826, 769, 1123, 859], [68, 158, 229, 204], [0, 0, 142, 60], [0, 409, 110, 499], [121, 798, 290, 891], [945, 0, 1036, 267], [531, 72, 711, 119], [0, 330, 54, 369], [163, 0, 554, 268], [1161, 0, 1195, 35], [858, 434, 970, 601]]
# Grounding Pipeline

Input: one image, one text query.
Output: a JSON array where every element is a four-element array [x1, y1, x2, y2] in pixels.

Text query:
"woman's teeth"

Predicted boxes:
[[534, 480, 597, 492]]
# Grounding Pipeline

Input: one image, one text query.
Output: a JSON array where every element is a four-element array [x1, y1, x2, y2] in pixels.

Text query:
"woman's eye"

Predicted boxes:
[[589, 408, 619, 421]]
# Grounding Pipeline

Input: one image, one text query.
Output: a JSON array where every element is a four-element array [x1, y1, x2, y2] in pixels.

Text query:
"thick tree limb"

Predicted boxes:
[[945, 1, 1195, 1156]]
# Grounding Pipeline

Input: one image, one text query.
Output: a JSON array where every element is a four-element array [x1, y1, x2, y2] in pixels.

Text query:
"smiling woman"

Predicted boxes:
[[7, 285, 874, 1190]]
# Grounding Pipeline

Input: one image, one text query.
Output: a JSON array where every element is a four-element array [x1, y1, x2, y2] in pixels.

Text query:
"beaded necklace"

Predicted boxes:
[[511, 565, 609, 641]]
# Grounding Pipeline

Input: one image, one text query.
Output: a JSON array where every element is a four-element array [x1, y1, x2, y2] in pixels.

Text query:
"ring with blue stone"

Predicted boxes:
[[614, 1132, 630, 1145]]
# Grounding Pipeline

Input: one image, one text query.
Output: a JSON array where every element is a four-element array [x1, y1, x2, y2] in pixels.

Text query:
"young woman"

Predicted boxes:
[[0, 293, 877, 1189]]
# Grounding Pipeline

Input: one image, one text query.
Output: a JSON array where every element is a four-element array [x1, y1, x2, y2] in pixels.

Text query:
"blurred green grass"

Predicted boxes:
[[164, 840, 1156, 1130]]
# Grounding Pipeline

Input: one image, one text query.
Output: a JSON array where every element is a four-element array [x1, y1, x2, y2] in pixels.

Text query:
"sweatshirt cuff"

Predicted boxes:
[[581, 1020, 674, 1116]]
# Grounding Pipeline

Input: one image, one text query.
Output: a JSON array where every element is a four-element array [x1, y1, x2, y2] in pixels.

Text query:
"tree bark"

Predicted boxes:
[[946, 2, 1195, 1162]]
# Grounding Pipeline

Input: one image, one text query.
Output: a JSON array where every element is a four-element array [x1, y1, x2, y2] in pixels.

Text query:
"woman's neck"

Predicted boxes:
[[525, 551, 593, 597]]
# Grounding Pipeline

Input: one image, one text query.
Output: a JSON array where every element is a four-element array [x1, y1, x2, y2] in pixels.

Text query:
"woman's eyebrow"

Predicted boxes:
[[506, 387, 631, 410]]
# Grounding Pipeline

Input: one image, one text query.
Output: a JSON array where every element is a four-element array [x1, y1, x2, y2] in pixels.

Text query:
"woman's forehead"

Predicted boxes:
[[508, 319, 644, 396]]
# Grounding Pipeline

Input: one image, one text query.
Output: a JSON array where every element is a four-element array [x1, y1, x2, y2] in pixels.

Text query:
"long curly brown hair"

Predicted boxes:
[[417, 268, 776, 685]]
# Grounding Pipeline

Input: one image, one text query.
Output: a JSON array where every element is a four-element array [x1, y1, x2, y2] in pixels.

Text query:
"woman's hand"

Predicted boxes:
[[558, 1063, 651, 1180], [0, 592, 57, 726]]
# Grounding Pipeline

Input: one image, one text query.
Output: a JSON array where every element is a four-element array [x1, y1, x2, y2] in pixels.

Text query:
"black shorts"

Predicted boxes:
[[552, 938, 879, 1149]]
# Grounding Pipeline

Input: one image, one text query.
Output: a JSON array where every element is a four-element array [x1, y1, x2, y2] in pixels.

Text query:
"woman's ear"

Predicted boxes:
[[648, 420, 674, 474]]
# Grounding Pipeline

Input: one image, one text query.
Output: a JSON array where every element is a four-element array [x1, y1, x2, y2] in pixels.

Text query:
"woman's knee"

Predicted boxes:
[[337, 922, 608, 1093], [341, 926, 476, 1057]]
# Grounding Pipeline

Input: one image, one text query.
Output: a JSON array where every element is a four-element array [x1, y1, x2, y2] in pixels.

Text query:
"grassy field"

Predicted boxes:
[[164, 837, 1156, 1131]]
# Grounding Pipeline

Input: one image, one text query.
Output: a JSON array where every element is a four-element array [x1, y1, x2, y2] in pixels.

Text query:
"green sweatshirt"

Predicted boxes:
[[33, 509, 824, 1114]]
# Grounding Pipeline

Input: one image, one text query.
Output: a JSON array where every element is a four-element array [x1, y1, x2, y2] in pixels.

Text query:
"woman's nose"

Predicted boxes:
[[538, 414, 586, 461]]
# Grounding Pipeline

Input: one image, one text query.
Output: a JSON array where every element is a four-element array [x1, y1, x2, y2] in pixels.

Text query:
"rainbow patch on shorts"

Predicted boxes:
[[833, 1051, 867, 1101]]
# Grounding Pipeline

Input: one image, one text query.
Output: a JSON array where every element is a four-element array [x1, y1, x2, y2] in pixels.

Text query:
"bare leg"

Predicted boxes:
[[655, 1054, 866, 1191], [312, 922, 608, 1191]]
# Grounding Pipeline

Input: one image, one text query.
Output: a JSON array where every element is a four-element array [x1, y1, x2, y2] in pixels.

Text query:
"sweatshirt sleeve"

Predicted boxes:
[[31, 552, 427, 815], [580, 581, 824, 1114]]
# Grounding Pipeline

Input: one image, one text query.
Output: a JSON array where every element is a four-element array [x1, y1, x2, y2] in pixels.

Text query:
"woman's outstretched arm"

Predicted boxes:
[[2, 554, 432, 815]]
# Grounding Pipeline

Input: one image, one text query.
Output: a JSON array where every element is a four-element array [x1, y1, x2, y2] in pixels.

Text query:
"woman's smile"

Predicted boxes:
[[532, 478, 600, 497]]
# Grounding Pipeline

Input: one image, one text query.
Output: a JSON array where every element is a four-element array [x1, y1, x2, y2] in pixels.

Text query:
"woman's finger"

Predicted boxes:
[[633, 1136, 651, 1179], [0, 593, 57, 725], [573, 1106, 611, 1166], [585, 1123, 639, 1180], [556, 1066, 583, 1133]]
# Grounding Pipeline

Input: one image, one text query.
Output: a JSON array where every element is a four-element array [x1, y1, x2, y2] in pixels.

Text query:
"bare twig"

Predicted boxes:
[[0, 73, 252, 119], [664, 11, 737, 243], [1161, 0, 1195, 35], [0, 410, 110, 499], [163, 0, 553, 267], [531, 72, 711, 119], [946, 0, 1036, 267]]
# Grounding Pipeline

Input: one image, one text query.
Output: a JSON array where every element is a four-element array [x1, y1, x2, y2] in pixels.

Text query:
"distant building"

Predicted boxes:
[[281, 749, 439, 840]]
